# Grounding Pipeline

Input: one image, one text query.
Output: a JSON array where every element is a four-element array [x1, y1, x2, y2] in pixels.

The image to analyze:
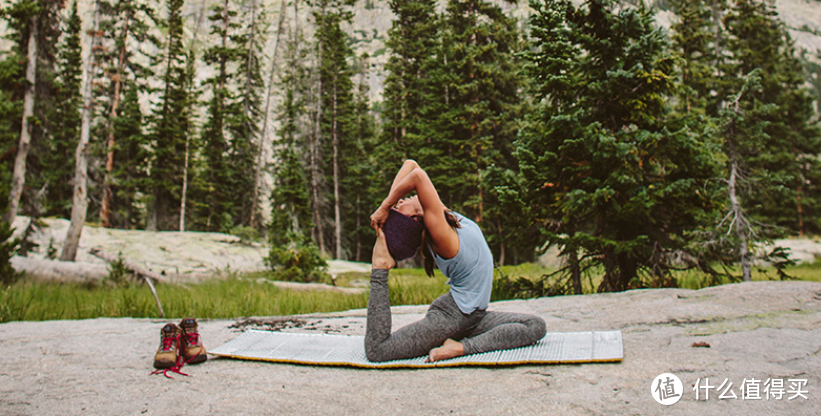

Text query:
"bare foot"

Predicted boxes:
[[425, 339, 465, 363], [371, 228, 396, 270]]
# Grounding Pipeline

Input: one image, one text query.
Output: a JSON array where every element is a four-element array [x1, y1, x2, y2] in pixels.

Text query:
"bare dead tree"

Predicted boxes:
[[62, 0, 102, 261], [3, 16, 38, 224], [252, 0, 290, 229], [719, 77, 756, 281]]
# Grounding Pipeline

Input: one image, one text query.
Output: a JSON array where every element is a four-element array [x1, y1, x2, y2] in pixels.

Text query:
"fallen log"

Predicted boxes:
[[10, 256, 109, 283], [89, 248, 171, 284]]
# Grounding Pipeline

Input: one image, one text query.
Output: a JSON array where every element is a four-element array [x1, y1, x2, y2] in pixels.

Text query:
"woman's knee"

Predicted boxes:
[[365, 341, 391, 362], [528, 315, 547, 341]]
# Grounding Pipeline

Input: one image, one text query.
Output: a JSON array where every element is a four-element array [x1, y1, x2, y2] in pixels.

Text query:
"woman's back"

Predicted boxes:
[[433, 213, 494, 314]]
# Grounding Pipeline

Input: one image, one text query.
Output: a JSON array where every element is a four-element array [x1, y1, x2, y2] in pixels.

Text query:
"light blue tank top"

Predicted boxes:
[[433, 212, 493, 314]]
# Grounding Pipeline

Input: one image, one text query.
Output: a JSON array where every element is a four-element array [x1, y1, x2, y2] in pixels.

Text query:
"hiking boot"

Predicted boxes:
[[153, 323, 181, 369], [179, 317, 207, 364]]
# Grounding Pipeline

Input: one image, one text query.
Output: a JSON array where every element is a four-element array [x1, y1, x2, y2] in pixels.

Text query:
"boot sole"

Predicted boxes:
[[186, 354, 207, 364], [153, 358, 176, 369]]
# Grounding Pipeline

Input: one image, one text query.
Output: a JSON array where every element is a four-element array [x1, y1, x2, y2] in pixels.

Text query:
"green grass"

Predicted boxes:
[[0, 277, 368, 323], [1, 261, 819, 323], [494, 261, 821, 293]]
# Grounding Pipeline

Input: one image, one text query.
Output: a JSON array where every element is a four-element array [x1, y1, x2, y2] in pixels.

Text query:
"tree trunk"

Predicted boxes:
[[567, 222, 583, 295], [728, 159, 751, 281], [253, 0, 289, 229], [62, 1, 101, 261], [332, 76, 342, 259], [179, 124, 190, 231], [3, 16, 38, 225], [355, 194, 361, 261], [728, 90, 751, 282], [243, 0, 258, 226], [101, 10, 132, 228], [311, 8, 326, 256]]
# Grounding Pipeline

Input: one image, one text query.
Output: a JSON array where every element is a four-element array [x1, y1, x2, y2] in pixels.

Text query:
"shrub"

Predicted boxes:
[[105, 251, 132, 287], [229, 225, 261, 245], [265, 242, 328, 283]]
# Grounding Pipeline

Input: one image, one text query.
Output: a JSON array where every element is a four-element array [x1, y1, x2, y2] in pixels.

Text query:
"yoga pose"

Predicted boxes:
[[367, 160, 546, 362]]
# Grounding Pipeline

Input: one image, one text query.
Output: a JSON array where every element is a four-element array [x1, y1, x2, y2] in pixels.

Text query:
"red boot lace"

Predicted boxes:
[[150, 334, 190, 379], [182, 332, 205, 364]]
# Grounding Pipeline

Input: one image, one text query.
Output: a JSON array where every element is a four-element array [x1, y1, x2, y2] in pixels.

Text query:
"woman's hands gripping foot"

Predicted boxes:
[[426, 339, 465, 363], [371, 228, 396, 270]]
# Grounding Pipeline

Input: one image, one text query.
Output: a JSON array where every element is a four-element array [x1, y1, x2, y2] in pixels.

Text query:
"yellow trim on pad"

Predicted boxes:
[[211, 352, 623, 369]]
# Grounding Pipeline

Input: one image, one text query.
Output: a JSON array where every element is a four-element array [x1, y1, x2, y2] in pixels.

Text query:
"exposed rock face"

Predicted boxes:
[[0, 281, 819, 415]]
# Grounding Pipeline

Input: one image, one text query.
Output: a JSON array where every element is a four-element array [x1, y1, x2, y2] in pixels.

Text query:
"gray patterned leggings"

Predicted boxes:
[[365, 269, 547, 362]]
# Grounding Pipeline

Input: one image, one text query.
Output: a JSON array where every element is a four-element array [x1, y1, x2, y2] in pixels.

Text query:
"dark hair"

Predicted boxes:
[[420, 211, 461, 277]]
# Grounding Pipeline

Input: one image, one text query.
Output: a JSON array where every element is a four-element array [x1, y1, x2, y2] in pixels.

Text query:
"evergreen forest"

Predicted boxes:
[[1, 0, 820, 293]]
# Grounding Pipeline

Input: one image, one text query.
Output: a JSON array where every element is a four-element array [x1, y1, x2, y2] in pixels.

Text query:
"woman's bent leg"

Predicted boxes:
[[365, 270, 481, 362], [460, 311, 546, 355]]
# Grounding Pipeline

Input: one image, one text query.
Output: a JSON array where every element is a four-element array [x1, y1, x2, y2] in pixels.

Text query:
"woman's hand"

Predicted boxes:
[[370, 205, 390, 230]]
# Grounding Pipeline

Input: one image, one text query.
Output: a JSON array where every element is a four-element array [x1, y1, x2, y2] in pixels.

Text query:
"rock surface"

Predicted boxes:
[[1, 281, 819, 415], [10, 216, 371, 283]]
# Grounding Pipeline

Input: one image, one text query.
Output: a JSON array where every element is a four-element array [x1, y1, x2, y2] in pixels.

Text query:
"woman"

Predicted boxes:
[[367, 160, 546, 362]]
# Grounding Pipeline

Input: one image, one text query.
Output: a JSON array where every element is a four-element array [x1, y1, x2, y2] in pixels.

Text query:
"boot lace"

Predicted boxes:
[[150, 334, 190, 379], [182, 332, 205, 363], [183, 332, 199, 348], [159, 336, 177, 352]]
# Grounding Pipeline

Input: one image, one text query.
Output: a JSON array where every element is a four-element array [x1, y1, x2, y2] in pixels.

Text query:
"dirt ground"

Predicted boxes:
[[1, 281, 819, 416]]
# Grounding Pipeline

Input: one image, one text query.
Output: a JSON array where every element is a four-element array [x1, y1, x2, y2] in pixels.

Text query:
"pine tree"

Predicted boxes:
[[376, 0, 443, 236], [312, 0, 355, 259], [1, 1, 70, 224], [344, 53, 379, 262], [266, 2, 326, 280], [431, 0, 525, 261], [149, 0, 191, 231], [0, 62, 22, 217], [381, 0, 439, 152], [270, 80, 313, 248], [722, 0, 821, 236], [43, 1, 82, 219], [519, 0, 721, 292], [199, 0, 236, 231], [108, 83, 149, 229], [97, 0, 159, 228], [271, 0, 313, 243], [226, 0, 265, 229], [669, 0, 718, 116], [199, 0, 265, 232]]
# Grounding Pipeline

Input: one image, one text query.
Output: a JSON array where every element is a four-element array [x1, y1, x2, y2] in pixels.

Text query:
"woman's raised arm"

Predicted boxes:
[[370, 162, 459, 258]]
